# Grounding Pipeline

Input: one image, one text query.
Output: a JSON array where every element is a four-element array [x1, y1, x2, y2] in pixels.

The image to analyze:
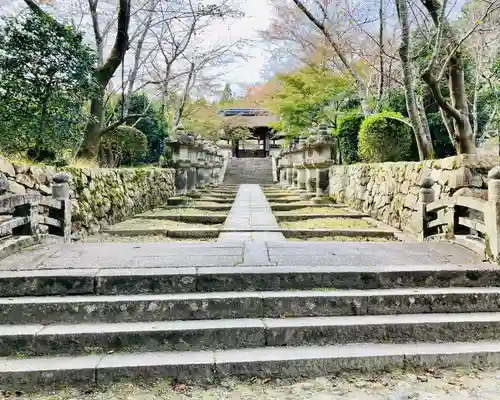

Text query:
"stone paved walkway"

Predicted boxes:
[[218, 184, 286, 244], [0, 184, 488, 271]]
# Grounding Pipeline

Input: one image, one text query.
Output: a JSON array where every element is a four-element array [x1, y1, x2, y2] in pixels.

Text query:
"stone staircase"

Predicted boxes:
[[223, 158, 274, 185], [1, 262, 500, 390]]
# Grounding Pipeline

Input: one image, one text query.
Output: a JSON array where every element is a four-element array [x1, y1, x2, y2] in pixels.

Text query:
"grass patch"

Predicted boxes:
[[81, 234, 216, 243], [276, 207, 351, 215], [106, 218, 221, 231], [279, 217, 375, 229]]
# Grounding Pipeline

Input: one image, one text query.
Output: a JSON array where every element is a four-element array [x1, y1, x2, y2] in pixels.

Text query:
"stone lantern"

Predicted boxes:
[[165, 125, 196, 195], [307, 124, 334, 201]]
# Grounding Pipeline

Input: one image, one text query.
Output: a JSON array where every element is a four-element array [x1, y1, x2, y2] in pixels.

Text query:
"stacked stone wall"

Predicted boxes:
[[0, 156, 175, 238], [329, 155, 500, 234]]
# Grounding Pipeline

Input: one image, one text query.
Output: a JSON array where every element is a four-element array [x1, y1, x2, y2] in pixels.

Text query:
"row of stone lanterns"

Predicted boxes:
[[165, 127, 224, 195], [276, 124, 334, 202]]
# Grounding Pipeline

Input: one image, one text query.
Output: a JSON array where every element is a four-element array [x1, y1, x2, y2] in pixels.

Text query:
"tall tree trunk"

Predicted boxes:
[[421, 0, 476, 154], [375, 0, 385, 112], [81, 0, 132, 159], [81, 87, 106, 159], [395, 0, 434, 160]]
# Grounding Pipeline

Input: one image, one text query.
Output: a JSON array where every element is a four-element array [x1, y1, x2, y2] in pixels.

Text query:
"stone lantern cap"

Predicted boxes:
[[166, 125, 196, 146]]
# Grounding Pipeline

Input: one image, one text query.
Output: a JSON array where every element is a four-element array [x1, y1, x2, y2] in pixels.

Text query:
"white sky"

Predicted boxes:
[[221, 0, 273, 86]]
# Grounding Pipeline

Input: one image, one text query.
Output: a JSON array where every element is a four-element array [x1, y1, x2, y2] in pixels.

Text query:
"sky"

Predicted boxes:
[[219, 0, 273, 89]]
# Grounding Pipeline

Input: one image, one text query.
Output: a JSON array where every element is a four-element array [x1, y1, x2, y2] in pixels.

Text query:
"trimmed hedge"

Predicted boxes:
[[357, 111, 412, 162], [336, 114, 364, 164]]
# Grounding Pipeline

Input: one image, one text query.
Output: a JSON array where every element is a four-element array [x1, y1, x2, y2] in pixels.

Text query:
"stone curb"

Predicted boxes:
[[0, 264, 497, 296], [2, 288, 500, 324], [1, 313, 500, 357], [2, 341, 500, 391]]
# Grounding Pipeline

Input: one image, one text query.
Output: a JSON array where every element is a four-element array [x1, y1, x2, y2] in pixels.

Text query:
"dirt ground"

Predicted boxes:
[[6, 367, 500, 400]]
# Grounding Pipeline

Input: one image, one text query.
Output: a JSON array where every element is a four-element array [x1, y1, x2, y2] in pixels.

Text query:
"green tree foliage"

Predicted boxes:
[[100, 126, 147, 167], [335, 114, 364, 164], [358, 112, 413, 162], [0, 12, 96, 161], [267, 64, 353, 137], [381, 88, 454, 159], [125, 94, 169, 163], [106, 93, 170, 164]]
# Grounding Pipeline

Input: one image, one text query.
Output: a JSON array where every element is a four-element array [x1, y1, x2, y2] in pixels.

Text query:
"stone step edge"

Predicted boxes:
[[4, 311, 500, 336], [4, 288, 500, 325], [0, 264, 496, 297], [101, 227, 398, 238], [3, 313, 500, 358], [2, 341, 500, 391]]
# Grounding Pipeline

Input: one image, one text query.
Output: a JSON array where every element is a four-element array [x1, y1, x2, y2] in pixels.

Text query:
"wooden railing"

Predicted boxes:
[[420, 166, 500, 262], [0, 172, 72, 245]]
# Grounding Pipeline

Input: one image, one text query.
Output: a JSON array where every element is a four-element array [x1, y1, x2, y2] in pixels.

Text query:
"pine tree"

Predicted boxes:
[[220, 83, 233, 104]]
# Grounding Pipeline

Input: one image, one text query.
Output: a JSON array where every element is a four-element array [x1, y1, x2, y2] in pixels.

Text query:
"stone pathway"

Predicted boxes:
[[0, 183, 496, 395], [218, 184, 285, 243]]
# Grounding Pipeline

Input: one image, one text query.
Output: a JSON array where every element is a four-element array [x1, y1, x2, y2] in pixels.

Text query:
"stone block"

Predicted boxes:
[[449, 167, 483, 190], [0, 158, 15, 177], [7, 180, 26, 195]]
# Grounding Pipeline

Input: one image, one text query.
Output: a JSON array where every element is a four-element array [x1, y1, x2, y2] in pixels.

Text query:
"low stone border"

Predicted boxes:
[[100, 227, 397, 239], [271, 204, 346, 211], [139, 214, 227, 224], [280, 228, 398, 239], [160, 205, 232, 211], [102, 228, 220, 239]]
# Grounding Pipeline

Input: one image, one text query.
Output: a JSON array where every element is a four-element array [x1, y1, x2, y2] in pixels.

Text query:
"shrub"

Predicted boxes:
[[357, 112, 413, 162], [0, 12, 96, 161], [100, 126, 148, 167], [336, 114, 364, 164]]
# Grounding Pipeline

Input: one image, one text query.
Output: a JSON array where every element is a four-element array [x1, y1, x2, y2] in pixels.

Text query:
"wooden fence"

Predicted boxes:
[[419, 166, 500, 262]]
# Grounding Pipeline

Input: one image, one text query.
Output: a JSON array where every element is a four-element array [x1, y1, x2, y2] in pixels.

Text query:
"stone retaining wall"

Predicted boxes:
[[0, 156, 175, 238], [329, 155, 500, 235]]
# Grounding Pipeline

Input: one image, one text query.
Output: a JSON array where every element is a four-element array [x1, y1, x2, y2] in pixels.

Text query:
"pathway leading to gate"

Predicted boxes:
[[0, 183, 486, 272], [0, 183, 496, 392], [218, 184, 285, 243]]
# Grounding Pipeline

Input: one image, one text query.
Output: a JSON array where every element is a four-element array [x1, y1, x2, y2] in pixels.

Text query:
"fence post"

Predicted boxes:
[[418, 177, 435, 241], [52, 172, 72, 243], [28, 195, 39, 237], [485, 166, 500, 263], [0, 173, 7, 194]]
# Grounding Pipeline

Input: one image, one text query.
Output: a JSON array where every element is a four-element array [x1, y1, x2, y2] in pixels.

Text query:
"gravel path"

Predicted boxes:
[[8, 367, 500, 399]]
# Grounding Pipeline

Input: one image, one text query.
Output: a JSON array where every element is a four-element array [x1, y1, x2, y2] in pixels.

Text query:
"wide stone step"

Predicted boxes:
[[3, 288, 500, 325], [2, 313, 500, 357], [1, 264, 498, 296], [3, 341, 500, 391]]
